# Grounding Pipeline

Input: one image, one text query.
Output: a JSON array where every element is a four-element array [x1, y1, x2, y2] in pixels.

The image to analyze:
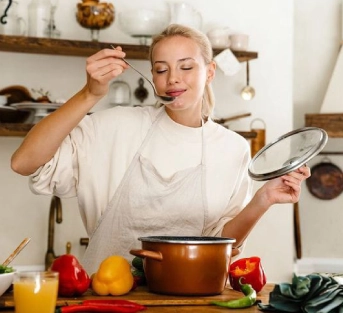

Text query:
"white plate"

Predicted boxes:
[[0, 106, 16, 111], [10, 102, 63, 110]]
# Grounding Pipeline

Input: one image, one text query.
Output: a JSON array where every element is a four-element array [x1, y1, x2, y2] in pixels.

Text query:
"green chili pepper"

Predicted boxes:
[[211, 277, 257, 309]]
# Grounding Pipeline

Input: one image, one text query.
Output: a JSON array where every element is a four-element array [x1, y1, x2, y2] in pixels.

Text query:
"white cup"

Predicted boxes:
[[207, 28, 231, 49], [230, 34, 249, 51]]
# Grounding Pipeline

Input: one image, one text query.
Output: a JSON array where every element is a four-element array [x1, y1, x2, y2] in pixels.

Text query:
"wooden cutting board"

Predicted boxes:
[[0, 285, 273, 308]]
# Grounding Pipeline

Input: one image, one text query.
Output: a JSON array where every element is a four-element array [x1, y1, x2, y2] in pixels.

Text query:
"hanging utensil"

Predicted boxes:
[[241, 61, 255, 100], [0, 0, 13, 25], [2, 238, 31, 267], [306, 157, 343, 200], [294, 202, 302, 259], [250, 118, 266, 157]]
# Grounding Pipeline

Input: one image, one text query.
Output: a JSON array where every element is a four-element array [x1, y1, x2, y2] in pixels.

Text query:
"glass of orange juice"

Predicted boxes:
[[13, 271, 59, 313]]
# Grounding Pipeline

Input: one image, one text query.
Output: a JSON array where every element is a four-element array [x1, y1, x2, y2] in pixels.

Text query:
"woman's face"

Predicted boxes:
[[151, 36, 215, 122]]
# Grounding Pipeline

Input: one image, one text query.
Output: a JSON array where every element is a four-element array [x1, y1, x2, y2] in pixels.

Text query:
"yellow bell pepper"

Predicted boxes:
[[91, 255, 134, 296]]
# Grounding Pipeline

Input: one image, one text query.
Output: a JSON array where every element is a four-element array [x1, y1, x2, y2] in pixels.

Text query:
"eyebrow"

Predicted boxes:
[[153, 57, 195, 65]]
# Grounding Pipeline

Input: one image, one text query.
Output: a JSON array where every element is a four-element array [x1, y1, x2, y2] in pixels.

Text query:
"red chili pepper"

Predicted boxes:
[[229, 256, 267, 293], [56, 299, 146, 313], [51, 254, 91, 297], [83, 299, 146, 309], [56, 304, 144, 313]]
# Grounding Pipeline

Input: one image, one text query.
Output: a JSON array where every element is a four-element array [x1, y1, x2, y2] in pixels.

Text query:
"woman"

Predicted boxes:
[[11, 24, 310, 274]]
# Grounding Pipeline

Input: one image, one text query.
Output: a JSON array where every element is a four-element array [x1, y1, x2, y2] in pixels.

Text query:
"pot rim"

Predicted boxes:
[[138, 236, 236, 244]]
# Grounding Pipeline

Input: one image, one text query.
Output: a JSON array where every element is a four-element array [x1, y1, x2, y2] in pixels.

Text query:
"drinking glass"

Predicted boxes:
[[13, 271, 59, 313]]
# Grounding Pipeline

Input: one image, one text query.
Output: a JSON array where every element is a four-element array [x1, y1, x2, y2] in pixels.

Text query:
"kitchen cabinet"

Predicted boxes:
[[0, 35, 258, 138]]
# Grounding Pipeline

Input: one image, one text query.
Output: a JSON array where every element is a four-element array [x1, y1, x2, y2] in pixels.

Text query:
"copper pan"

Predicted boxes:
[[306, 159, 343, 200]]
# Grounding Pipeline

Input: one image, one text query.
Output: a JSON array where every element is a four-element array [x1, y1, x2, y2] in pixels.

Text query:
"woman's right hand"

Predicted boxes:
[[84, 46, 130, 99], [11, 47, 130, 176]]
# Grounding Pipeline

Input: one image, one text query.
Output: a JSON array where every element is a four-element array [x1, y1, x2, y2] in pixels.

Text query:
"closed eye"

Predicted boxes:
[[156, 70, 168, 74], [181, 67, 192, 71]]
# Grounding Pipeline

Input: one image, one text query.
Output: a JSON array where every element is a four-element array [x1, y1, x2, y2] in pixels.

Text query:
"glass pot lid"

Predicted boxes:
[[248, 127, 328, 181]]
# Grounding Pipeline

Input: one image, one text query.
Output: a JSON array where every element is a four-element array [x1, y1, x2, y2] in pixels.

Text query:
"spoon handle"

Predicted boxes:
[[110, 45, 156, 91], [2, 238, 31, 267], [121, 58, 156, 91]]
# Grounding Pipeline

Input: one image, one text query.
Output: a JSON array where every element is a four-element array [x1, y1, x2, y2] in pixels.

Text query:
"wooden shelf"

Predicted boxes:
[[0, 35, 258, 137], [0, 123, 33, 137], [305, 113, 343, 138], [0, 123, 257, 139], [0, 35, 258, 61]]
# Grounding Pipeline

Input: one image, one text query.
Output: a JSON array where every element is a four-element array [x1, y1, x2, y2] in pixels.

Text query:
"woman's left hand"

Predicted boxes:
[[258, 165, 311, 206]]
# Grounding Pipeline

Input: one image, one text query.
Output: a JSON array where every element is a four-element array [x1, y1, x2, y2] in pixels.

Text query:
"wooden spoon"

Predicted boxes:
[[2, 238, 31, 267]]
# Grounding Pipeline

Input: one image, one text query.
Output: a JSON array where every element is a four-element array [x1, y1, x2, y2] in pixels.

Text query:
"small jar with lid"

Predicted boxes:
[[108, 80, 131, 106]]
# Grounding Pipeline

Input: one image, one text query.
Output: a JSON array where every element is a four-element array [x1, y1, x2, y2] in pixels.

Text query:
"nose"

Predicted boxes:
[[167, 68, 180, 85]]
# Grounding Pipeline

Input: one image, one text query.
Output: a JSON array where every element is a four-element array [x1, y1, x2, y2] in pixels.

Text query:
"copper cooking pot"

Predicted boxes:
[[130, 236, 235, 296]]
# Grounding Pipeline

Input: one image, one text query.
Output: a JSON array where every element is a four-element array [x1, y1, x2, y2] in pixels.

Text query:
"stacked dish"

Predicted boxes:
[[10, 102, 62, 124]]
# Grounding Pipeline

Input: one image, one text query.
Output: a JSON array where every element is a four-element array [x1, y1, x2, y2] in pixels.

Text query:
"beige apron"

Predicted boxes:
[[82, 110, 208, 274]]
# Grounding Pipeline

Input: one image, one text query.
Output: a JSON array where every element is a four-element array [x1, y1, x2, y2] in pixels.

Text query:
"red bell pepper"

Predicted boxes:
[[229, 256, 267, 293], [51, 254, 91, 297]]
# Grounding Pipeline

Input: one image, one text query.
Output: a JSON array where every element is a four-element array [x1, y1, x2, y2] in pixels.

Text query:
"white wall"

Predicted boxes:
[[294, 0, 343, 267], [1, 0, 295, 283]]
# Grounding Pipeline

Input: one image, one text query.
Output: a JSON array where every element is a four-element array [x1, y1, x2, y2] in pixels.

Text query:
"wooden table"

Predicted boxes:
[[0, 284, 274, 312]]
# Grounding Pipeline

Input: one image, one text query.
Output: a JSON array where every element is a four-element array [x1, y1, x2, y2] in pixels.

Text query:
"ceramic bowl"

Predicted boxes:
[[0, 272, 15, 297], [207, 35, 231, 49], [230, 33, 249, 51], [207, 28, 231, 49], [118, 9, 170, 38]]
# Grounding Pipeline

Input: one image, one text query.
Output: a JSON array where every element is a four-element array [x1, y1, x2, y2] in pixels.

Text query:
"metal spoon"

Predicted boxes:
[[110, 45, 175, 104], [241, 61, 255, 101], [2, 238, 31, 267]]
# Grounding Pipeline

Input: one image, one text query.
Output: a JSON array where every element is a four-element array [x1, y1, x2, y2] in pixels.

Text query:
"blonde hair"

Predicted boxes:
[[149, 24, 215, 119]]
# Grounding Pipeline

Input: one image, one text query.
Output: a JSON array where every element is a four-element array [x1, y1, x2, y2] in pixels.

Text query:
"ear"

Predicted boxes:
[[206, 61, 216, 84]]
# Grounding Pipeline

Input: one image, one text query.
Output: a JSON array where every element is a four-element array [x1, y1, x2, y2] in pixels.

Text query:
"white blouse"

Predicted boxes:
[[30, 105, 253, 238]]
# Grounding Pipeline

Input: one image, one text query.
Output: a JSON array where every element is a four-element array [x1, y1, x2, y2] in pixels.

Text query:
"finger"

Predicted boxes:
[[88, 61, 127, 79], [231, 248, 240, 257], [87, 56, 129, 81], [282, 172, 304, 184], [283, 178, 301, 192], [88, 47, 126, 61], [298, 164, 311, 177], [87, 49, 129, 71], [286, 166, 311, 181], [112, 45, 123, 51]]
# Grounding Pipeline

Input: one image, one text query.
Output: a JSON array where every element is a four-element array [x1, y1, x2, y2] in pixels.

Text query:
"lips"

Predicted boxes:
[[166, 89, 185, 97]]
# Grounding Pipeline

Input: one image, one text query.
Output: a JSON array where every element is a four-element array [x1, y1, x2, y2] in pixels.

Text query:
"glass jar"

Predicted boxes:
[[28, 0, 51, 37], [108, 80, 131, 106], [76, 1, 115, 42]]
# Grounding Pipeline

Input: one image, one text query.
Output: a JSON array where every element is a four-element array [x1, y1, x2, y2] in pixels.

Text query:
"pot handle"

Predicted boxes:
[[130, 249, 163, 261]]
